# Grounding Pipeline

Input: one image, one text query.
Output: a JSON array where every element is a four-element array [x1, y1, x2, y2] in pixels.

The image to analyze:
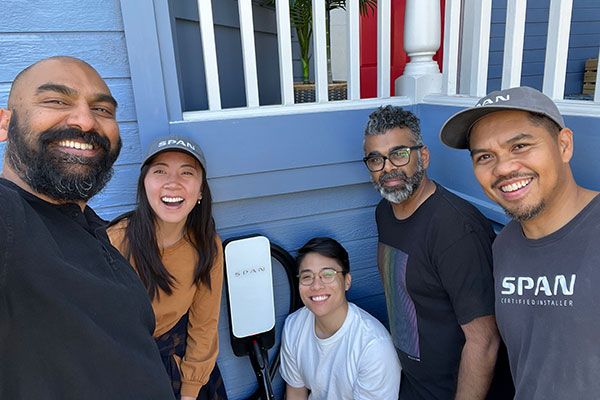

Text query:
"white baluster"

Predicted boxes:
[[395, 0, 442, 102]]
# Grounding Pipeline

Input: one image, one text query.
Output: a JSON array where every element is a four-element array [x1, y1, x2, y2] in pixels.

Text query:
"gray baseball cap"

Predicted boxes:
[[440, 86, 565, 149], [142, 134, 207, 171]]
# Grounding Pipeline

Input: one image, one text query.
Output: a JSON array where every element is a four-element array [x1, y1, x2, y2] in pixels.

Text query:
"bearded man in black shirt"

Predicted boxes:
[[0, 56, 175, 399], [362, 105, 510, 400]]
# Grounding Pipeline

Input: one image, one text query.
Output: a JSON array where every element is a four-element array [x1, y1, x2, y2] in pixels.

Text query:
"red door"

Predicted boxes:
[[360, 0, 445, 98]]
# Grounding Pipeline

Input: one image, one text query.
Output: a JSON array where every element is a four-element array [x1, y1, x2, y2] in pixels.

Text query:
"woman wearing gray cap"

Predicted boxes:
[[107, 134, 226, 400]]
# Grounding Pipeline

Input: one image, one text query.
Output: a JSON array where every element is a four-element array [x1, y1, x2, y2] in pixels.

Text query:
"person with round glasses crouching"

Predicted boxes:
[[280, 237, 401, 399]]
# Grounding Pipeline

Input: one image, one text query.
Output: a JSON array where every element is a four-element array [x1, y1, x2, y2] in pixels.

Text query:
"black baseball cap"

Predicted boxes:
[[440, 86, 565, 149], [142, 134, 207, 171]]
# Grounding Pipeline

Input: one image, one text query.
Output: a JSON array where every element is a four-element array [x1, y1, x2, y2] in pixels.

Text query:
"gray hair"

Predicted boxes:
[[363, 105, 423, 150]]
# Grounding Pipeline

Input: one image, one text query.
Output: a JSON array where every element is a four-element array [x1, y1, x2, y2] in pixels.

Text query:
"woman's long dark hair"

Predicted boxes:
[[110, 156, 218, 301]]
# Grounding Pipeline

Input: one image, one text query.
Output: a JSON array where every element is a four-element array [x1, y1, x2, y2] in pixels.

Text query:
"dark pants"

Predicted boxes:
[[155, 314, 228, 400]]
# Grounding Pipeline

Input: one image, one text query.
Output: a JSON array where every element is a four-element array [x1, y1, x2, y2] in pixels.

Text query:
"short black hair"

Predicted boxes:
[[296, 237, 350, 274], [527, 111, 562, 138], [364, 105, 423, 149]]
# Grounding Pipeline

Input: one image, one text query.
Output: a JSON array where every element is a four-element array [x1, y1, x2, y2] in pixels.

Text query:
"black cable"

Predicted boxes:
[[245, 242, 301, 400]]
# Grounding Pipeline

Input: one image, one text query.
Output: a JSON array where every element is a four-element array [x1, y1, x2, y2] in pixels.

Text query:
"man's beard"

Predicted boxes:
[[492, 173, 545, 221], [502, 201, 545, 221], [372, 155, 425, 204], [5, 111, 122, 202]]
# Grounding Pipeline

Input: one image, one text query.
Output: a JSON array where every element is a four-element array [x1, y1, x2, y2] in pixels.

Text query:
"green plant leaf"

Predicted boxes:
[[262, 0, 379, 82]]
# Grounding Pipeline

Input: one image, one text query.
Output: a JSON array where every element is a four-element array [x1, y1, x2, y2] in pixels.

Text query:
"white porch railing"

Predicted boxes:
[[183, 0, 600, 122], [428, 0, 600, 118], [197, 0, 221, 110], [447, 0, 573, 99], [184, 0, 405, 121], [501, 0, 526, 90]]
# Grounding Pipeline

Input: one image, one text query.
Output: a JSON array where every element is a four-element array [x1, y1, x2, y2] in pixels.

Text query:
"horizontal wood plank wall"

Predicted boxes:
[[4, 1, 599, 399], [165, 107, 401, 398], [488, 0, 600, 95], [0, 2, 401, 399], [214, 183, 385, 398]]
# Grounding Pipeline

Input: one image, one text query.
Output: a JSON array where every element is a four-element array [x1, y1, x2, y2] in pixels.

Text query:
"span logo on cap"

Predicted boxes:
[[476, 94, 511, 107], [158, 139, 196, 151]]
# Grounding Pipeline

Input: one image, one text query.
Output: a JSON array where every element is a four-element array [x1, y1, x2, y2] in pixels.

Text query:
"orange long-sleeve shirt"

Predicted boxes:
[[107, 221, 223, 398]]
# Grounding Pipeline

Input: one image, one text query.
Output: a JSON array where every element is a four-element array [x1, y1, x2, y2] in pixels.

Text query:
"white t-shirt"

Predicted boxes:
[[280, 302, 401, 399]]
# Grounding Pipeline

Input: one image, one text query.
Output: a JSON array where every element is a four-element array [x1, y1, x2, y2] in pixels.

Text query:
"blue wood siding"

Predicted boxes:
[[2, 1, 600, 398], [147, 107, 395, 399], [0, 2, 392, 398], [488, 0, 600, 95]]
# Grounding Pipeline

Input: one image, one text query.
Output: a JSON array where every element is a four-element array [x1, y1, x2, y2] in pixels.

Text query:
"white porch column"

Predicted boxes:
[[395, 0, 442, 102]]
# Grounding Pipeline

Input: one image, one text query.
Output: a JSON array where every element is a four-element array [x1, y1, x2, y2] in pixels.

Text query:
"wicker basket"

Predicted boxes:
[[294, 81, 348, 103]]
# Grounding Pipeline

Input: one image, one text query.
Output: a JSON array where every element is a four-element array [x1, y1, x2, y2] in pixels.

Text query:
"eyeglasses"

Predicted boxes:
[[362, 145, 423, 172], [297, 268, 345, 286]]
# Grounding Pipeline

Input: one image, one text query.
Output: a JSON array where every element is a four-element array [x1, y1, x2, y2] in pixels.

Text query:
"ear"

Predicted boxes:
[[197, 183, 203, 201], [344, 273, 352, 291], [420, 145, 430, 169], [557, 128, 574, 163], [0, 108, 11, 142]]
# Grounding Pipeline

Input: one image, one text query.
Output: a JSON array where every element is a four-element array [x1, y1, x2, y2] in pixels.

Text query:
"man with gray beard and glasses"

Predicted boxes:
[[0, 56, 174, 399], [363, 106, 510, 400]]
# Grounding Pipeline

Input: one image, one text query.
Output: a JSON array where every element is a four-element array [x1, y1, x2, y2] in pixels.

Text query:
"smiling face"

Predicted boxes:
[[0, 57, 121, 203], [363, 127, 428, 204], [143, 151, 204, 230], [469, 110, 573, 221], [298, 252, 351, 320]]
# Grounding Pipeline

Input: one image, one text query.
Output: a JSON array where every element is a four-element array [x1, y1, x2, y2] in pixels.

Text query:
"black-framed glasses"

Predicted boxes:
[[297, 268, 345, 286], [362, 145, 423, 172]]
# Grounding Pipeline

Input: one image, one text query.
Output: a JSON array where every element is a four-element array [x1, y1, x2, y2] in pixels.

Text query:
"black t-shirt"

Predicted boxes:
[[0, 179, 175, 399], [376, 183, 496, 399]]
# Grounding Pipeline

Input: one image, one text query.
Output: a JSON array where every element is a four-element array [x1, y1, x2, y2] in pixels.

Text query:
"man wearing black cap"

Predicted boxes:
[[0, 56, 175, 399], [441, 86, 600, 399], [363, 105, 504, 400]]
